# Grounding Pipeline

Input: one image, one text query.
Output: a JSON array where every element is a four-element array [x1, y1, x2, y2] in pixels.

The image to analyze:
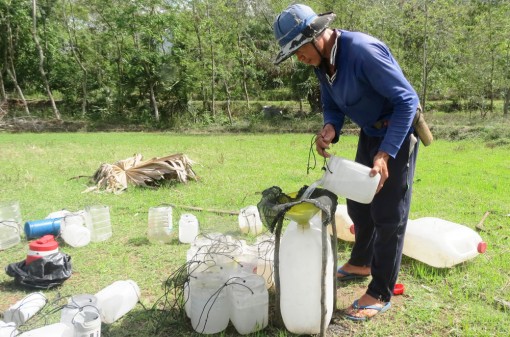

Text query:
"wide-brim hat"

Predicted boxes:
[[273, 4, 336, 65]]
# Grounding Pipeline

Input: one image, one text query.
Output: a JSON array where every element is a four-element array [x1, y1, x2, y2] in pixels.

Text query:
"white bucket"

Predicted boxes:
[[238, 206, 263, 235], [328, 204, 355, 242], [94, 280, 140, 324], [279, 216, 334, 335], [0, 201, 22, 250], [84, 205, 112, 242], [178, 213, 199, 244], [403, 217, 487, 268], [320, 156, 380, 204], [229, 274, 268, 335], [190, 271, 230, 334], [147, 205, 173, 243]]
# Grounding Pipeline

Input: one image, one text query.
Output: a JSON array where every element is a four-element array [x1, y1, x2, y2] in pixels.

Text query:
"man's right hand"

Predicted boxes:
[[316, 124, 336, 158]]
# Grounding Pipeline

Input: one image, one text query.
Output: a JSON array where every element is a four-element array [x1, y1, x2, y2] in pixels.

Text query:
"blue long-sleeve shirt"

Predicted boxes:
[[315, 30, 419, 158]]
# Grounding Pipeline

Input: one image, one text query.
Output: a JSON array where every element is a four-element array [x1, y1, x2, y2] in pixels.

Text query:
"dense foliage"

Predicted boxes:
[[0, 0, 509, 123]]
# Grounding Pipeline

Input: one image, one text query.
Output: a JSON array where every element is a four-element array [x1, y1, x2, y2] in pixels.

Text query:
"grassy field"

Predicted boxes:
[[0, 126, 509, 336]]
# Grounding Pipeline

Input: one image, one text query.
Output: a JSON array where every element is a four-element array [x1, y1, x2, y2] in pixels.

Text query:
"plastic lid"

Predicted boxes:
[[477, 241, 487, 254], [393, 283, 405, 295], [349, 224, 355, 235], [29, 234, 59, 251]]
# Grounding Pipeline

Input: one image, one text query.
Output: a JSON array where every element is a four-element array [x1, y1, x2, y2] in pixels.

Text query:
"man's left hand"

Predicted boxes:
[[371, 151, 389, 193]]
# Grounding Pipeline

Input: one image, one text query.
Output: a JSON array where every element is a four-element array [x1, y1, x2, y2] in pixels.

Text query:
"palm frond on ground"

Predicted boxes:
[[85, 153, 197, 193]]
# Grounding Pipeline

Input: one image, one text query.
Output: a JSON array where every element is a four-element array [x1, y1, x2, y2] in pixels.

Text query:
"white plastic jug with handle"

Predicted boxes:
[[403, 217, 487, 268], [178, 213, 199, 244], [3, 292, 47, 326], [279, 214, 334, 335], [320, 156, 380, 204], [228, 274, 268, 335], [328, 204, 355, 242], [94, 280, 140, 323]]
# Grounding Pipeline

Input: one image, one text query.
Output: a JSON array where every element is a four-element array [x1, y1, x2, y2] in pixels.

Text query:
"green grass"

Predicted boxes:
[[0, 130, 509, 336]]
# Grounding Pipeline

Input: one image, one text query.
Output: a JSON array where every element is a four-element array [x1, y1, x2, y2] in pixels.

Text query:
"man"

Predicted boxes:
[[273, 4, 420, 321]]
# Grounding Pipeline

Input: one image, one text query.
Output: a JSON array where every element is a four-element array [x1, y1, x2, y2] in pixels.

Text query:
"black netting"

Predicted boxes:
[[257, 185, 338, 233]]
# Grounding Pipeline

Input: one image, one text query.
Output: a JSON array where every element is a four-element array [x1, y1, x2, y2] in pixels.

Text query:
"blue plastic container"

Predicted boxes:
[[24, 218, 62, 239]]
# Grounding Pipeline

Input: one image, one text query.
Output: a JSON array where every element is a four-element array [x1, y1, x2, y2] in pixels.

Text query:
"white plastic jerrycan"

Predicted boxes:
[[403, 217, 487, 268], [320, 156, 380, 204], [94, 280, 140, 323], [279, 214, 334, 335], [178, 213, 199, 244], [228, 274, 269, 335], [238, 205, 263, 235], [328, 204, 355, 242]]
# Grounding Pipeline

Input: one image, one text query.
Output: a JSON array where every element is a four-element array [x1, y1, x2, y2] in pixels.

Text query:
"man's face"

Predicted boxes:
[[295, 43, 321, 67]]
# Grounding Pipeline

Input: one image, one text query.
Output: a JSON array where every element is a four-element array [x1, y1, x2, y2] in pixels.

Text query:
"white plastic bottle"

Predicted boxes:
[[147, 205, 173, 243], [328, 204, 355, 242], [0, 200, 22, 250], [178, 213, 199, 244], [229, 274, 269, 335], [238, 205, 263, 235], [84, 205, 112, 242], [3, 292, 47, 326], [94, 280, 140, 323], [403, 217, 487, 268], [279, 215, 334, 335], [320, 156, 380, 204]]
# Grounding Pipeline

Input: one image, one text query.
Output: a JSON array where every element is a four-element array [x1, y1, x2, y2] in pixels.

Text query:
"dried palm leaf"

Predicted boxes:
[[85, 153, 197, 193]]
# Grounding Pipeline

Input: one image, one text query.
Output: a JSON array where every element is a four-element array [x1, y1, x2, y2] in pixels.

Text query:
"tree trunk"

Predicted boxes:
[[31, 0, 60, 120], [2, 12, 30, 116], [63, 0, 88, 117], [504, 88, 509, 116], [149, 82, 160, 121], [237, 32, 250, 108], [223, 79, 233, 125]]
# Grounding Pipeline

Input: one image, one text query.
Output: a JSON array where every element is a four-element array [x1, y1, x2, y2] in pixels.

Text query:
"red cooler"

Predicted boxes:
[[26, 235, 59, 265]]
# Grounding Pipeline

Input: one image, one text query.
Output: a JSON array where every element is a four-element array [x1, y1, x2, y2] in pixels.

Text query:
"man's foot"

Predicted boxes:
[[337, 263, 370, 281], [344, 293, 391, 321]]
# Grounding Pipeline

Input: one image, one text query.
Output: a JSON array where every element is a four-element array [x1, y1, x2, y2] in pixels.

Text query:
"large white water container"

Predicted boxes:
[[279, 217, 334, 334], [0, 200, 22, 250], [3, 292, 47, 326], [403, 217, 487, 268], [320, 156, 380, 204], [190, 271, 230, 334], [179, 213, 199, 244], [94, 280, 140, 323], [229, 274, 268, 335], [18, 323, 71, 337], [328, 204, 355, 242]]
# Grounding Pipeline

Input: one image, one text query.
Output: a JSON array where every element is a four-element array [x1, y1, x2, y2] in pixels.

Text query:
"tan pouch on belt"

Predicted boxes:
[[413, 105, 433, 146]]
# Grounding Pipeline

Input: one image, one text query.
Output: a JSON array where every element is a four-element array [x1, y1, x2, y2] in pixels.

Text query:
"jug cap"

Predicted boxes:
[[393, 283, 405, 295], [29, 235, 58, 251]]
